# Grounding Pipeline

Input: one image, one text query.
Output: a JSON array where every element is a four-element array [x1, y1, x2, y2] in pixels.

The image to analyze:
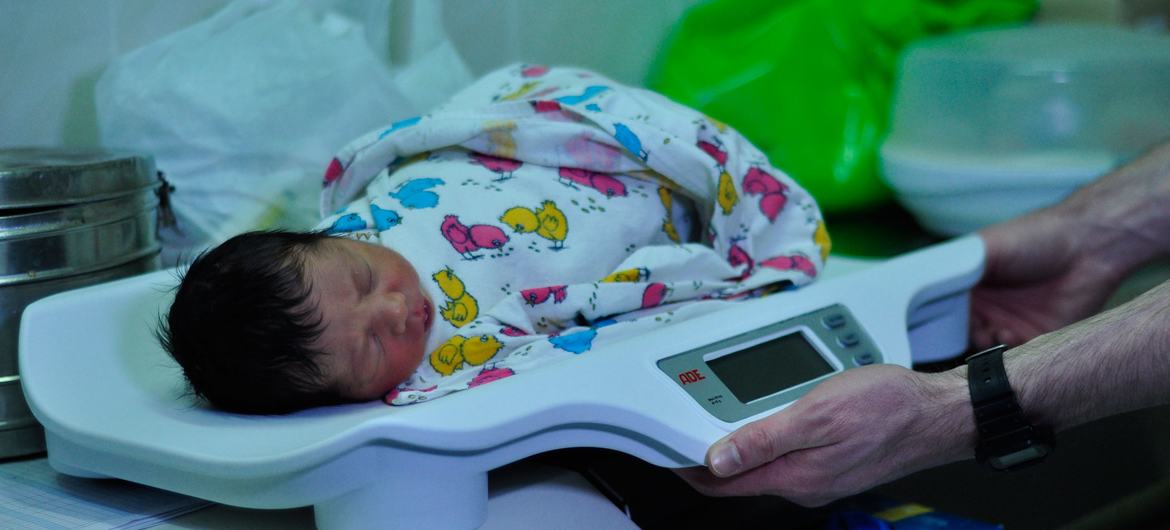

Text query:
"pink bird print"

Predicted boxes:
[[323, 157, 344, 186], [557, 167, 627, 198], [441, 215, 509, 260], [742, 167, 789, 222], [727, 238, 754, 281], [760, 254, 818, 278], [531, 100, 563, 113], [522, 64, 550, 78], [521, 285, 568, 306], [742, 166, 784, 195], [468, 367, 516, 388], [500, 325, 528, 337], [641, 283, 670, 309], [470, 152, 523, 181], [697, 139, 728, 168]]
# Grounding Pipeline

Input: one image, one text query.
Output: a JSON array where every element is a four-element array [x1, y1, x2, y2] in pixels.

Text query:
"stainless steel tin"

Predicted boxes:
[[0, 148, 158, 208], [1, 148, 162, 459], [0, 191, 160, 285]]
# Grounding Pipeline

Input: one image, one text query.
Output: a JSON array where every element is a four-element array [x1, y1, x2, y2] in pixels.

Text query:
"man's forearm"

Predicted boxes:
[[922, 277, 1170, 472], [1006, 278, 1170, 431], [1058, 141, 1170, 278]]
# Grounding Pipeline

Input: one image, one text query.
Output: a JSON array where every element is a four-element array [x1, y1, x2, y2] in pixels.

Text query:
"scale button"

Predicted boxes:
[[822, 313, 846, 329], [837, 333, 860, 348], [854, 352, 875, 366]]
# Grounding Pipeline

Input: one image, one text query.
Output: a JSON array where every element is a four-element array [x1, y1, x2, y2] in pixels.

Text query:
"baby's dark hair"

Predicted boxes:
[[157, 230, 348, 414]]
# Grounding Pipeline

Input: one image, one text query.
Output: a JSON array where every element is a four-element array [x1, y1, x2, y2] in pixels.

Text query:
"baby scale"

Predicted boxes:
[[20, 236, 983, 529]]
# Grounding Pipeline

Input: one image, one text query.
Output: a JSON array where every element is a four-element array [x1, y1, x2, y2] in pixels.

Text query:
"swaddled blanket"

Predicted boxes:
[[317, 64, 830, 405]]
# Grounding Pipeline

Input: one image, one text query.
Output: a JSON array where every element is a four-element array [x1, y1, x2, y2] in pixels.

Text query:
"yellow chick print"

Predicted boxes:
[[483, 120, 518, 159], [501, 207, 538, 233], [430, 340, 462, 375], [814, 220, 831, 262], [406, 151, 431, 165], [717, 170, 738, 215], [657, 186, 681, 243], [601, 267, 650, 283], [432, 268, 478, 328], [536, 201, 567, 246], [497, 81, 540, 102], [429, 334, 505, 376], [705, 115, 729, 133], [500, 200, 568, 250], [460, 334, 504, 365]]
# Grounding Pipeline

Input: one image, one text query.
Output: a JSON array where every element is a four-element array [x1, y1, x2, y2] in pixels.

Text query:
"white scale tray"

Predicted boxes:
[[20, 236, 983, 529]]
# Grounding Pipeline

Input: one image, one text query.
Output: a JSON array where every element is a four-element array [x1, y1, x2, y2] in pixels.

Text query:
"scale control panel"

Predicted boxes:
[[656, 304, 880, 423]]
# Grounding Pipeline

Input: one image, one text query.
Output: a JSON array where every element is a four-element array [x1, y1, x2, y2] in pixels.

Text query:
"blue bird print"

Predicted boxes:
[[548, 319, 615, 354], [613, 123, 649, 161], [550, 328, 598, 354], [370, 203, 402, 231], [584, 103, 601, 112], [326, 213, 367, 234], [378, 116, 422, 140], [555, 85, 609, 106], [389, 178, 444, 209]]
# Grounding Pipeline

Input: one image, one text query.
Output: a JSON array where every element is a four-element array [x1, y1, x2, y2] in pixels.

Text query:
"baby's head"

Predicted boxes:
[[159, 231, 433, 414]]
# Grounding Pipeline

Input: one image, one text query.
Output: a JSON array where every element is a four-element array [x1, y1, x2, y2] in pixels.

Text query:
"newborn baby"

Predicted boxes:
[[160, 64, 828, 414], [161, 230, 430, 413]]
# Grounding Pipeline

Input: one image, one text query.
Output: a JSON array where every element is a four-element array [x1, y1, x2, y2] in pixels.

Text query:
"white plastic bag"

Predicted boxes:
[[96, 0, 472, 265]]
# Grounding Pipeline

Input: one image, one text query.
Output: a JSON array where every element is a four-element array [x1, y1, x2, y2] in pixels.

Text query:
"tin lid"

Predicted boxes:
[[0, 148, 158, 209]]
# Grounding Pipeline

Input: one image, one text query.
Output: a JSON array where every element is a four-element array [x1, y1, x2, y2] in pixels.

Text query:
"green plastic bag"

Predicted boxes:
[[648, 0, 1036, 212]]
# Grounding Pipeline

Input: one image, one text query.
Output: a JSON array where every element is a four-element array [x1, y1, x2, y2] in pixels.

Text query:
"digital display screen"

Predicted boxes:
[[706, 331, 834, 403]]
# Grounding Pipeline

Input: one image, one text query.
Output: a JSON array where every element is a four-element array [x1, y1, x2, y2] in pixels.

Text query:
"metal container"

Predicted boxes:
[[1, 148, 163, 458]]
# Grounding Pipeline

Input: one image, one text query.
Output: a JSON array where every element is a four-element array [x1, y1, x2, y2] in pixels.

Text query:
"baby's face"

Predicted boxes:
[[305, 238, 433, 401]]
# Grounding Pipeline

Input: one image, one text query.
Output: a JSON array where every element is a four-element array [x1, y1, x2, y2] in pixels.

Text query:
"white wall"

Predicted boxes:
[[0, 1, 228, 147], [0, 0, 699, 149], [436, 0, 695, 84]]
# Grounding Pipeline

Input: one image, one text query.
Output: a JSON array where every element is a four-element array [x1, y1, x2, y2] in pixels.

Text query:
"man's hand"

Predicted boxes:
[[676, 140, 1170, 506], [675, 364, 972, 507], [973, 140, 1170, 350], [971, 210, 1119, 350]]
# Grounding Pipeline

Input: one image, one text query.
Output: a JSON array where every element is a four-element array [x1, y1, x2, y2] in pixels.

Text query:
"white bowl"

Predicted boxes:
[[882, 144, 1115, 235], [882, 24, 1170, 234]]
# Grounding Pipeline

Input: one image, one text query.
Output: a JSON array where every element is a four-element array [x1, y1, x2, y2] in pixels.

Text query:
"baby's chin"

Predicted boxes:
[[377, 349, 429, 398]]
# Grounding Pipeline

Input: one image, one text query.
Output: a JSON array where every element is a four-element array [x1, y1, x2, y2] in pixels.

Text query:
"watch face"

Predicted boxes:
[[989, 444, 1051, 471]]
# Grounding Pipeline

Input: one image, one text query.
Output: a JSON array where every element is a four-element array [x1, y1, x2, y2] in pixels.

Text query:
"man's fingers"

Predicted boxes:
[[706, 437, 743, 477], [706, 410, 807, 478]]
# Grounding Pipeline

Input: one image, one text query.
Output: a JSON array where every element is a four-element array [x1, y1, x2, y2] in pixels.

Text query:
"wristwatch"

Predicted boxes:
[[966, 345, 1054, 471]]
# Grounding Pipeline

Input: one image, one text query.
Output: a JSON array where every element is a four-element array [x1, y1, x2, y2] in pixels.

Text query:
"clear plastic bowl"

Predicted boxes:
[[881, 24, 1170, 235]]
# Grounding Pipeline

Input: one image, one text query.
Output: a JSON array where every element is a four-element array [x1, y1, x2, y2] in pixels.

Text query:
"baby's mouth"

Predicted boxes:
[[421, 298, 433, 331]]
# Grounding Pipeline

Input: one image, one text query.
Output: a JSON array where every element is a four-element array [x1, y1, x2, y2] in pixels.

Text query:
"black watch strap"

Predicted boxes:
[[967, 345, 1054, 471]]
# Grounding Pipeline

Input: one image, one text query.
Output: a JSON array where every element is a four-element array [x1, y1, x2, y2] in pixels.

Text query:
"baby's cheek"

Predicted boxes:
[[401, 340, 428, 378], [383, 340, 427, 393]]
